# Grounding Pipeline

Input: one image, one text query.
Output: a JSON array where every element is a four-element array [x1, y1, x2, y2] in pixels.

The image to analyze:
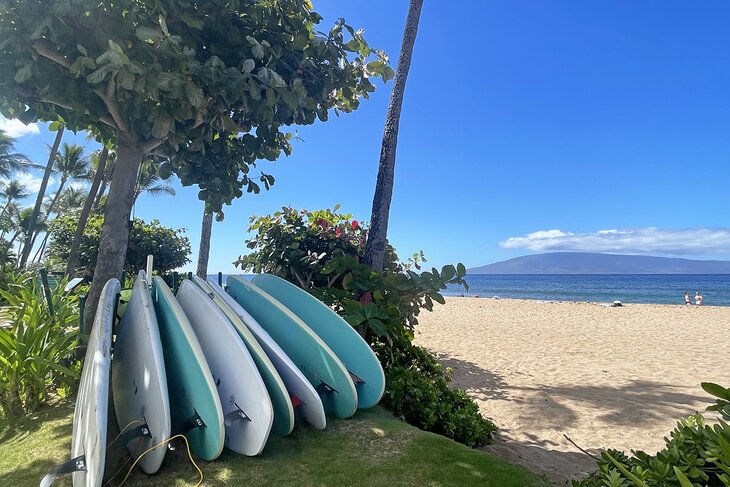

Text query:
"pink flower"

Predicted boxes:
[[359, 292, 373, 305]]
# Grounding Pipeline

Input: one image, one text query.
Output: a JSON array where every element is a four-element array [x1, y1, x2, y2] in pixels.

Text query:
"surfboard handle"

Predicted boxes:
[[39, 455, 86, 487]]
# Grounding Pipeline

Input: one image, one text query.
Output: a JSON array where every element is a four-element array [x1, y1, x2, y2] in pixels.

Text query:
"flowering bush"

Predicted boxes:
[[236, 206, 496, 447]]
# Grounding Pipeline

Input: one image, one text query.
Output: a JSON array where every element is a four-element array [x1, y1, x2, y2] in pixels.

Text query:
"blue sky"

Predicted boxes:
[[3, 0, 730, 273]]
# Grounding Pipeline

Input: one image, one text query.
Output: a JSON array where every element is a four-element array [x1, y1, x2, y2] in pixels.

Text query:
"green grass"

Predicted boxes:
[[0, 401, 552, 486]]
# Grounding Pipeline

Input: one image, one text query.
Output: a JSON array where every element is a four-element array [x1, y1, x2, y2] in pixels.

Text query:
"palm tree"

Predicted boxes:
[[45, 143, 89, 216], [0, 179, 29, 219], [133, 158, 175, 204], [93, 150, 115, 209], [19, 125, 64, 268], [363, 0, 424, 272], [0, 129, 29, 178], [66, 147, 109, 275]]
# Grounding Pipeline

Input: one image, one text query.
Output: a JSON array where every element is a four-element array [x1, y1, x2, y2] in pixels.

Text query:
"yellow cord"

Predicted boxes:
[[118, 434, 203, 487]]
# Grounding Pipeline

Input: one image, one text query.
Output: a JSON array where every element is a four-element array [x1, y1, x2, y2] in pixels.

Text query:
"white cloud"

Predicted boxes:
[[1, 172, 55, 196], [0, 116, 40, 138], [500, 227, 730, 256]]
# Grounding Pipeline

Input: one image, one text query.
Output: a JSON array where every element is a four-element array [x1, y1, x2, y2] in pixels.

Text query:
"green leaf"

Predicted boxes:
[[185, 83, 205, 108], [180, 13, 204, 29], [135, 27, 163, 43], [77, 44, 87, 56], [457, 263, 466, 277], [702, 382, 730, 400], [14, 65, 32, 83], [673, 467, 695, 487], [367, 318, 388, 336], [151, 114, 174, 138], [241, 59, 256, 74]]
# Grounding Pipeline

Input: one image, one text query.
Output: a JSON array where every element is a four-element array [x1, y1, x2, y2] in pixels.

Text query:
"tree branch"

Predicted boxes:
[[32, 40, 71, 69], [93, 72, 128, 132]]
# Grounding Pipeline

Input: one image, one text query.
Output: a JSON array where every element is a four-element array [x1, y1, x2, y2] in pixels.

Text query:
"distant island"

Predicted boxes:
[[468, 252, 730, 274]]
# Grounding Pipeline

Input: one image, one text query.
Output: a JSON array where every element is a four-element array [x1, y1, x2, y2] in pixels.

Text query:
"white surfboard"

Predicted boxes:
[[111, 271, 171, 474], [207, 278, 327, 430], [176, 280, 273, 456], [40, 278, 120, 487]]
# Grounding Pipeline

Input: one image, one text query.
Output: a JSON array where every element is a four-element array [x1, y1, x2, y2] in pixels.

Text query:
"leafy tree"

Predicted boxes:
[[0, 179, 29, 219], [0, 0, 393, 328], [19, 125, 64, 267], [0, 128, 28, 178], [364, 0, 423, 271], [196, 207, 214, 279], [49, 212, 191, 276]]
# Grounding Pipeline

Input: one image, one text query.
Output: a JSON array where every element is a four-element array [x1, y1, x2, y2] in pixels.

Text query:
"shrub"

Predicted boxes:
[[0, 271, 80, 418], [574, 383, 730, 487], [48, 211, 191, 276], [237, 206, 497, 447]]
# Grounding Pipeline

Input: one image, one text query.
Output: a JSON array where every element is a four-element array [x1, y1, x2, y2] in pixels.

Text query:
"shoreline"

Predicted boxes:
[[413, 297, 730, 484]]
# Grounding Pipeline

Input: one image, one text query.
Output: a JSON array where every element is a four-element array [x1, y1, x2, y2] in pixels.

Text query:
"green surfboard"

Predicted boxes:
[[192, 276, 295, 436], [252, 274, 385, 409], [226, 276, 357, 419], [151, 276, 224, 461]]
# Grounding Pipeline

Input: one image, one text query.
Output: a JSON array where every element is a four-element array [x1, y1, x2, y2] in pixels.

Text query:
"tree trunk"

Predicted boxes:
[[44, 178, 66, 218], [66, 147, 108, 276], [93, 166, 112, 209], [196, 208, 213, 279], [19, 126, 64, 267], [83, 138, 144, 331], [362, 0, 423, 272], [32, 230, 50, 263]]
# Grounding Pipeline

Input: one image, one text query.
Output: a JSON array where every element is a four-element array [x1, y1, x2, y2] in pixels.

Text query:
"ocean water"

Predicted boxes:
[[209, 274, 730, 307], [444, 274, 730, 306]]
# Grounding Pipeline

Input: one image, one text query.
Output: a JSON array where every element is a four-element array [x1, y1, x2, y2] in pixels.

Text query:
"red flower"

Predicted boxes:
[[351, 220, 359, 230], [335, 227, 342, 237]]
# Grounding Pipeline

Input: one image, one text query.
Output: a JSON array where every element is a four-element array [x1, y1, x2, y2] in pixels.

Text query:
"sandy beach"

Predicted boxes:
[[413, 297, 730, 484]]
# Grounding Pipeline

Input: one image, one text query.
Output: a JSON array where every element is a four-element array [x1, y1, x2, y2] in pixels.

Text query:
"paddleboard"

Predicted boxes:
[[226, 276, 357, 419], [111, 271, 171, 474], [40, 278, 120, 487], [151, 277, 224, 461], [205, 277, 326, 430], [192, 276, 294, 437], [252, 274, 385, 409], [177, 280, 273, 456]]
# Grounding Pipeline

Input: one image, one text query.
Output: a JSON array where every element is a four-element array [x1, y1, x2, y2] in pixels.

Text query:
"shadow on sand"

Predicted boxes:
[[430, 353, 711, 485]]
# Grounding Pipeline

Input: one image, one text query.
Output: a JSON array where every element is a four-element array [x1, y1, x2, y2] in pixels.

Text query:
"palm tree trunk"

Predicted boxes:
[[44, 179, 66, 217], [93, 166, 112, 209], [196, 208, 214, 279], [32, 231, 50, 263], [0, 200, 11, 220], [66, 147, 108, 276], [363, 0, 424, 272], [84, 137, 144, 331], [19, 126, 64, 268]]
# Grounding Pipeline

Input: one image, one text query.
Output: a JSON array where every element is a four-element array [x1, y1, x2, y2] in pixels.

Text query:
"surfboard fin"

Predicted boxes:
[[224, 403, 251, 426], [290, 394, 306, 408], [316, 380, 339, 395], [39, 455, 86, 487], [180, 410, 207, 434], [108, 423, 151, 450], [349, 371, 366, 385]]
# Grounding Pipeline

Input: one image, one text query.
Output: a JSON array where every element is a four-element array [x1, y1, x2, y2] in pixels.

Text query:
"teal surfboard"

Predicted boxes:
[[151, 276, 225, 461], [252, 274, 385, 409], [192, 276, 295, 437], [226, 276, 358, 419]]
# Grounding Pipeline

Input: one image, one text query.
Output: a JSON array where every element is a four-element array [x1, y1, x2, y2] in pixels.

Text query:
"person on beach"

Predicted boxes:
[[695, 292, 703, 305], [685, 292, 692, 305]]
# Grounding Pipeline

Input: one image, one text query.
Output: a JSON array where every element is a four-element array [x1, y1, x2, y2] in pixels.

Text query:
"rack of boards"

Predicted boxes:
[[41, 271, 385, 487]]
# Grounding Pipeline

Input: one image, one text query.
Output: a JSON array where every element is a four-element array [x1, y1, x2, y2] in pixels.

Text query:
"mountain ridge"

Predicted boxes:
[[468, 252, 730, 274]]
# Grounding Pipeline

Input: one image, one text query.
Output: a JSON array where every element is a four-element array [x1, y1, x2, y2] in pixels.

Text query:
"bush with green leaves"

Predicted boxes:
[[0, 271, 80, 418], [574, 383, 730, 487], [48, 211, 191, 276], [236, 206, 496, 447]]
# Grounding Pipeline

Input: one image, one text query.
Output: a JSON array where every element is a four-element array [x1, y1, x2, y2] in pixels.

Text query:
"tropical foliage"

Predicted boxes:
[[237, 206, 496, 447], [49, 212, 191, 276], [575, 383, 730, 487], [0, 271, 80, 418]]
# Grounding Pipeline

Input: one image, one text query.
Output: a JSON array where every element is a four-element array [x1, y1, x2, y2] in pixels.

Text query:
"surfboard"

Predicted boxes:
[[192, 276, 295, 437], [252, 274, 385, 409], [204, 277, 327, 430], [111, 271, 171, 474], [40, 278, 120, 487], [177, 280, 273, 456], [226, 276, 357, 419], [151, 277, 224, 461]]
